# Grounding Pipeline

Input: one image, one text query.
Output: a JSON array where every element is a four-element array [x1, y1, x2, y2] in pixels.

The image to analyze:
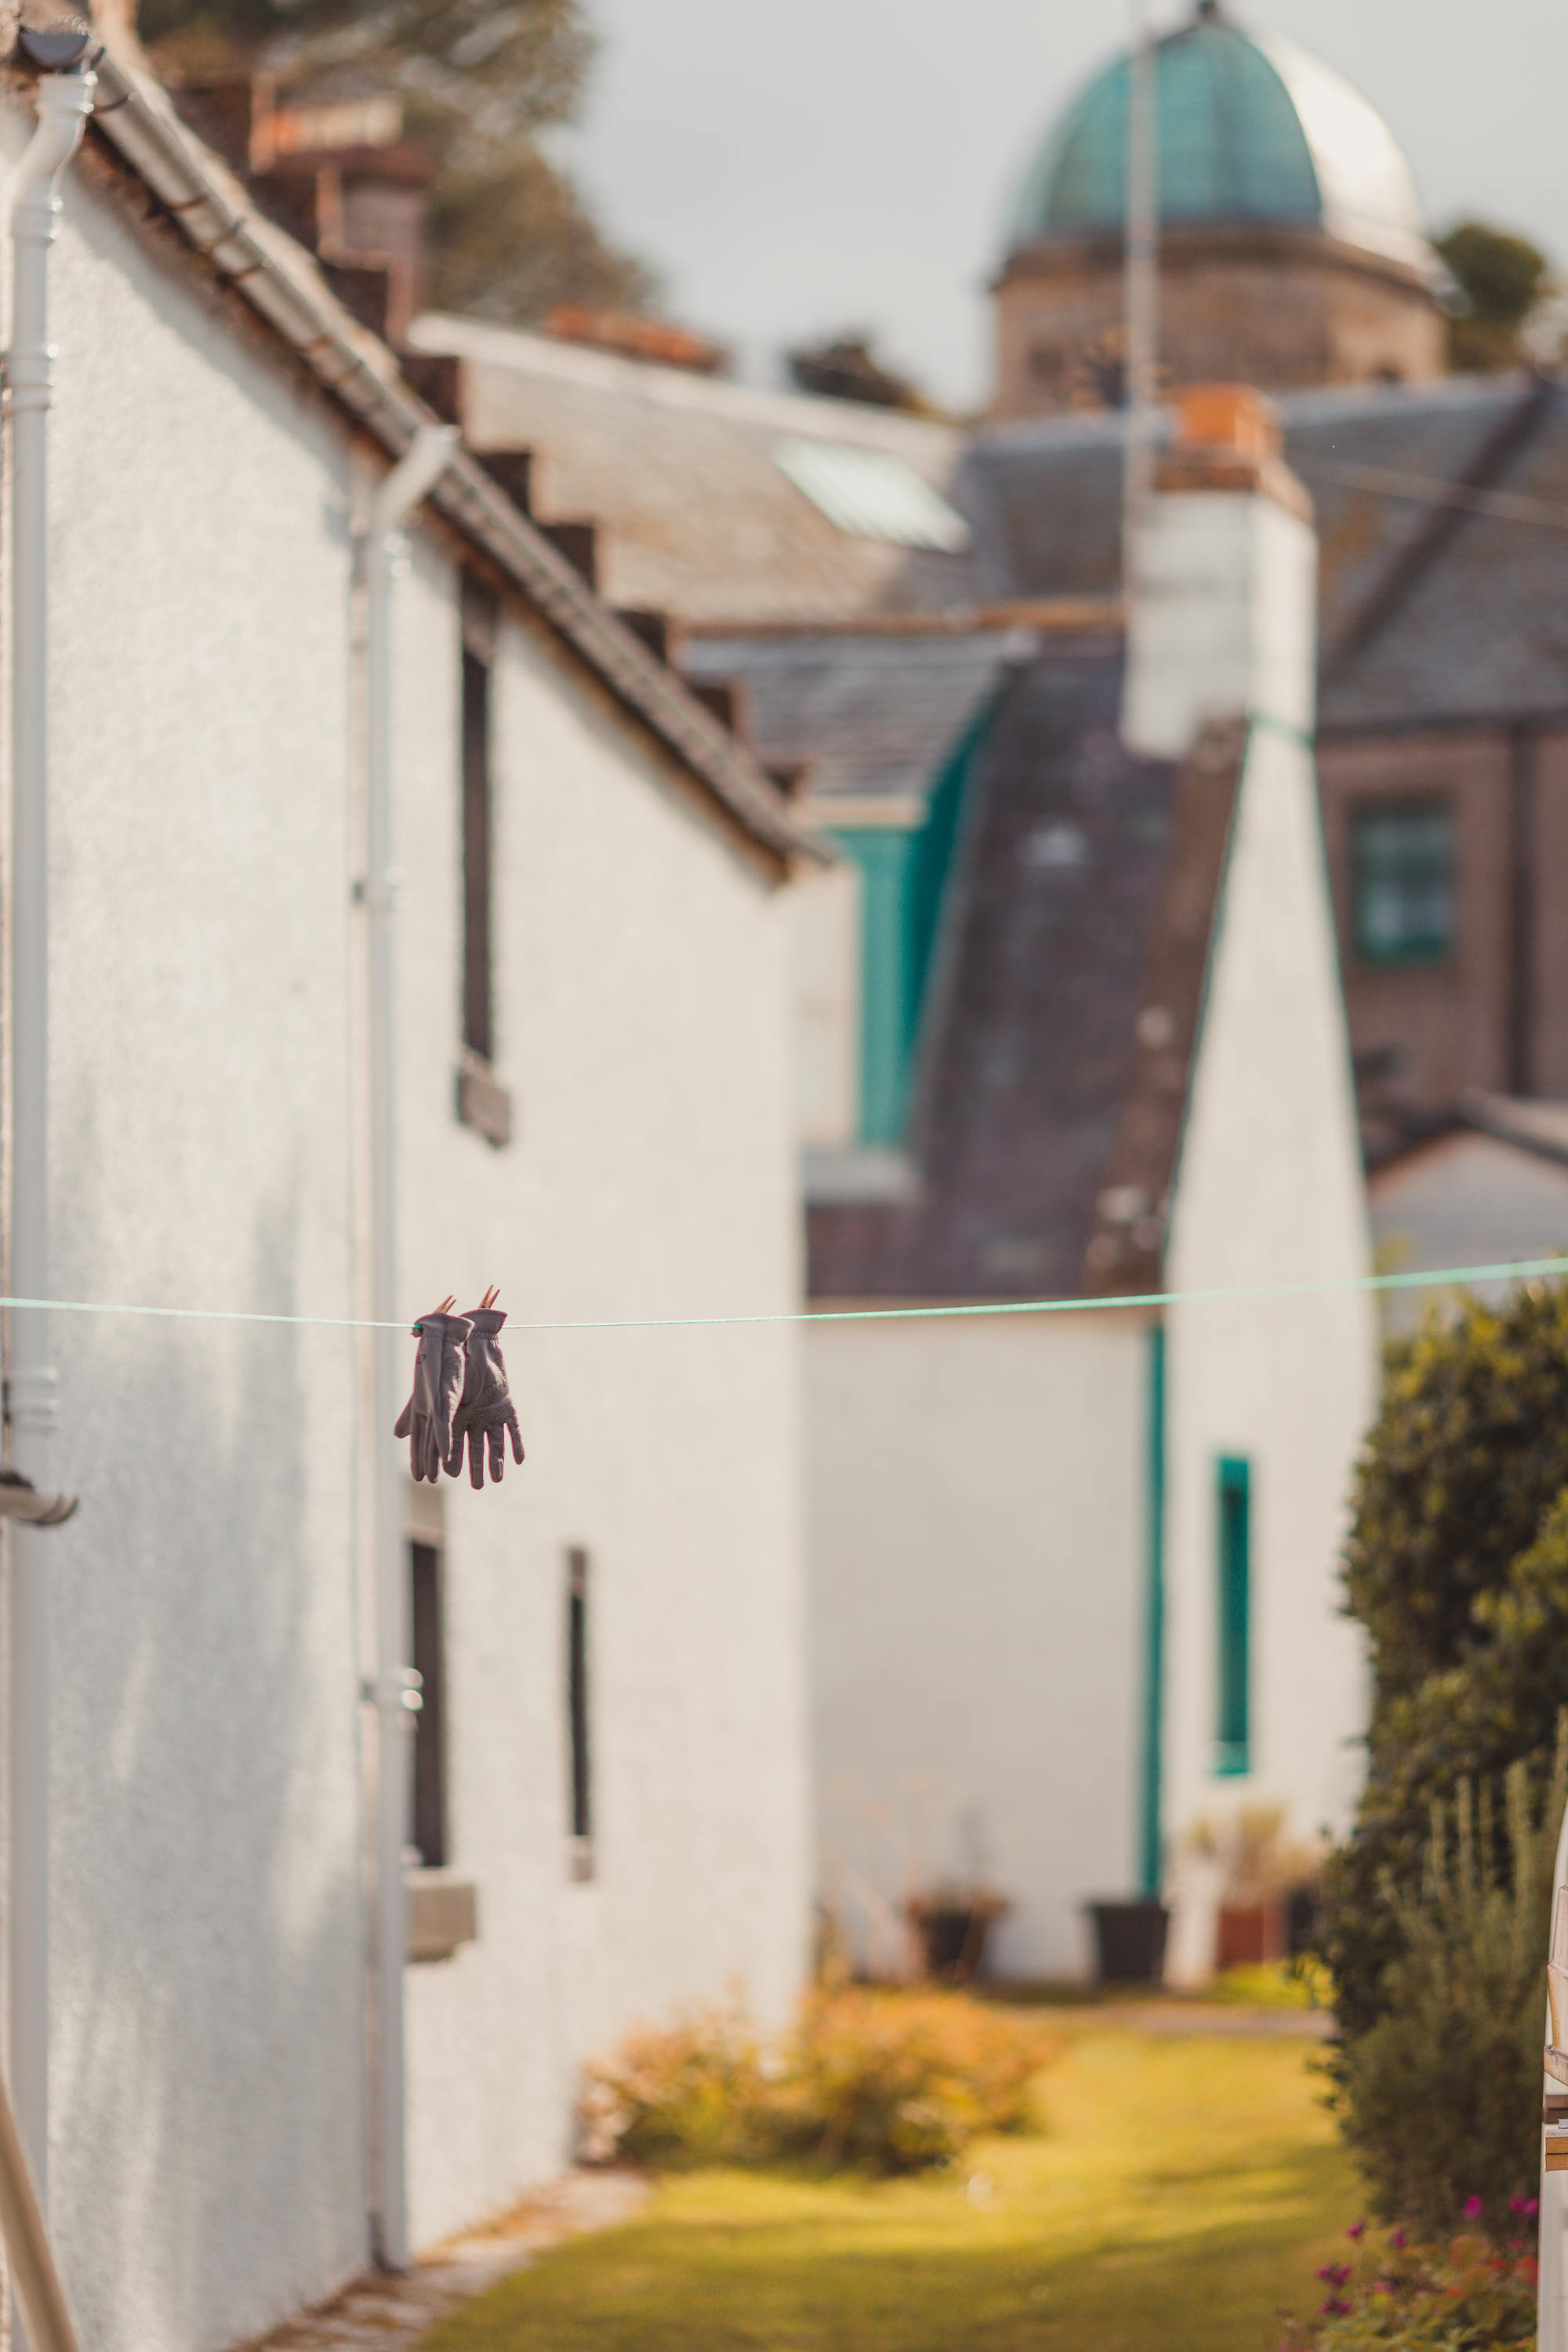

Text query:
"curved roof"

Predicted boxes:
[[1004, 4, 1432, 278]]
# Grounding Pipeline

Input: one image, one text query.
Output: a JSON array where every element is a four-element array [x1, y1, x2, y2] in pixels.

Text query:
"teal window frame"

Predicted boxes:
[[1349, 798, 1454, 967], [824, 698, 989, 1149], [1214, 1455, 1251, 1777]]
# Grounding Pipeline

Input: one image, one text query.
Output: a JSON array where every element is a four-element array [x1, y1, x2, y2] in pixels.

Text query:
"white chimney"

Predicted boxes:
[[1121, 385, 1316, 760]]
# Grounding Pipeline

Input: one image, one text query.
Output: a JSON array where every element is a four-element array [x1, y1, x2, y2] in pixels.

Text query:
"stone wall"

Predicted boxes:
[[993, 226, 1443, 420]]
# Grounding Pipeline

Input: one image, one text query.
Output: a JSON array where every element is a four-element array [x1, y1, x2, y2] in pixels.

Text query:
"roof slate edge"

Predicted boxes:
[[1321, 371, 1556, 688], [82, 47, 820, 874], [410, 309, 964, 456], [1079, 717, 1249, 1298]]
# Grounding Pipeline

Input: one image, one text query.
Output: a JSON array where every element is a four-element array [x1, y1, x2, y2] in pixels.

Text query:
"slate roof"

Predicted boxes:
[[681, 630, 1029, 807], [959, 373, 1568, 730], [806, 641, 1245, 1302], [408, 314, 979, 627]]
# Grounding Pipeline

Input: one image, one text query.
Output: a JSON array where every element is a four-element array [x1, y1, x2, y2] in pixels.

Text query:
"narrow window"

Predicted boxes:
[[1349, 798, 1454, 966], [410, 1540, 447, 1867], [1214, 1457, 1251, 1777], [566, 1547, 592, 1878], [461, 579, 497, 1063]]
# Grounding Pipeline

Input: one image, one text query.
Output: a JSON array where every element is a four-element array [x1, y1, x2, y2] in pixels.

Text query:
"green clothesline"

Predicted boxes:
[[0, 1253, 1559, 1336]]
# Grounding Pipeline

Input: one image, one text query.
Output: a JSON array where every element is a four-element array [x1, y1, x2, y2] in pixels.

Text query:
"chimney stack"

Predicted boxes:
[[1121, 385, 1316, 760]]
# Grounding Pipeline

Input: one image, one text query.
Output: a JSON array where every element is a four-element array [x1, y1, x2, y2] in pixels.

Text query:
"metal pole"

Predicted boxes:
[[362, 426, 455, 2273], [5, 70, 94, 2285], [1121, 0, 1159, 587]]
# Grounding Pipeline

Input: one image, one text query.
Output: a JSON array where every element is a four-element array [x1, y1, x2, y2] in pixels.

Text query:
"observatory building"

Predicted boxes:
[[993, 0, 1446, 417]]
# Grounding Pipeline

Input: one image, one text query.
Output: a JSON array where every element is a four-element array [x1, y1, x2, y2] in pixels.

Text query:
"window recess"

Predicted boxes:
[[1214, 1456, 1251, 1778], [410, 1539, 447, 1867], [456, 576, 513, 1145], [567, 1547, 593, 1881], [1349, 798, 1454, 967]]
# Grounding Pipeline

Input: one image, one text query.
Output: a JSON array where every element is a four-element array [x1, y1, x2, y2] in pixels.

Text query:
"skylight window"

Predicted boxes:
[[773, 440, 971, 553]]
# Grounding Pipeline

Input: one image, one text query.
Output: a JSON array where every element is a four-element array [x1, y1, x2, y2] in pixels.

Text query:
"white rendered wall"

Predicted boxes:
[[1122, 492, 1317, 759], [27, 131, 367, 2352], [383, 524, 810, 2245], [791, 858, 862, 1149], [1162, 718, 1377, 1946], [5, 111, 811, 2351], [807, 1311, 1147, 1981]]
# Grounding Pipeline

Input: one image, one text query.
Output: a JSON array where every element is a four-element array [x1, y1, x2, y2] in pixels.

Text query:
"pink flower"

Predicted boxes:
[[1316, 2263, 1352, 2288], [1347, 2220, 1367, 2241], [1465, 2196, 1485, 2219], [1390, 2230, 1406, 2249], [1526, 2199, 1541, 2220], [1320, 2299, 1352, 2318]]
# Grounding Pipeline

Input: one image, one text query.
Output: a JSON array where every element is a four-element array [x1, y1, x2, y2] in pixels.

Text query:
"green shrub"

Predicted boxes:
[[1279, 2221, 1537, 2349], [1322, 1283, 1568, 2041], [582, 1988, 1050, 2176], [1330, 1742, 1564, 2239]]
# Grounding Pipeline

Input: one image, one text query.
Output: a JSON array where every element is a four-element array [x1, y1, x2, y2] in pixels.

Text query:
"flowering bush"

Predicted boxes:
[[582, 1987, 1049, 2175], [1279, 2216, 1537, 2348]]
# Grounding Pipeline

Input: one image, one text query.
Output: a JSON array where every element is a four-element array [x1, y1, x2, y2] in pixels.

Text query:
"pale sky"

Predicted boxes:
[[564, 0, 1568, 410]]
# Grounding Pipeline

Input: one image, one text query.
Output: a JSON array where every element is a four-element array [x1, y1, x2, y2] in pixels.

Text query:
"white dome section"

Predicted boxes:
[[1252, 29, 1433, 277]]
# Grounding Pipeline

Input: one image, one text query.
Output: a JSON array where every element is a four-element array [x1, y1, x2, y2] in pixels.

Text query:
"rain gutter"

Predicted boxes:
[[83, 47, 821, 874]]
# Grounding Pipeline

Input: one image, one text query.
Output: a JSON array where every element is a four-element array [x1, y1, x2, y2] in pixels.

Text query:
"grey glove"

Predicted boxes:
[[445, 1290, 525, 1489], [394, 1301, 471, 1483]]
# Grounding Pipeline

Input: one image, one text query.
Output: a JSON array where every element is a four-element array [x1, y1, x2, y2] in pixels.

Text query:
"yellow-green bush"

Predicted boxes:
[[582, 1987, 1048, 2176]]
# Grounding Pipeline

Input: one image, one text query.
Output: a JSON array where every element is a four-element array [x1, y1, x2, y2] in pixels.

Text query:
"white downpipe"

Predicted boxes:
[[362, 424, 456, 2273], [6, 66, 93, 2264]]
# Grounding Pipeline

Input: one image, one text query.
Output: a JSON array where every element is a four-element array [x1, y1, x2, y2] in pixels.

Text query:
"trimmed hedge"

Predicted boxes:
[[1322, 1283, 1568, 2042]]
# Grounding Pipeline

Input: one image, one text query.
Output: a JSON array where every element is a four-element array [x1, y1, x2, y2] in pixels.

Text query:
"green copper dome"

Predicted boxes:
[[1006, 2, 1431, 276]]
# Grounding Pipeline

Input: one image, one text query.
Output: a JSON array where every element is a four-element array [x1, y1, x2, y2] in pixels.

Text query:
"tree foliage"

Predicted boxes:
[[787, 333, 932, 416], [136, 0, 658, 324], [1436, 220, 1552, 372], [1320, 1281, 1568, 2038]]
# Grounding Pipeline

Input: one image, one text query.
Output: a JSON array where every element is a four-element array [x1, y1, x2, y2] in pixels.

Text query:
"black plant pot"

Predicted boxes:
[[906, 1897, 1006, 1984], [1087, 1899, 1170, 1984]]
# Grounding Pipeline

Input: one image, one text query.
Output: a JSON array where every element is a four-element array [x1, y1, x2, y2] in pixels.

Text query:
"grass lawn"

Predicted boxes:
[[420, 2016, 1362, 2352]]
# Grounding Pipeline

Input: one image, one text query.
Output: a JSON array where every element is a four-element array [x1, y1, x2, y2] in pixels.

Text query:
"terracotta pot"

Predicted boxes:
[[1216, 1899, 1286, 1967]]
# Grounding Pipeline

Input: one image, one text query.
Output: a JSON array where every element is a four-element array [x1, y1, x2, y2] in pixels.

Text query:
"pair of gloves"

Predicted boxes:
[[395, 1287, 524, 1489]]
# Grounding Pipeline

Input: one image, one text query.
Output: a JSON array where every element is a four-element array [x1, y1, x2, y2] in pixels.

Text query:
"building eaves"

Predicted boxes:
[[1459, 1090, 1568, 1174], [81, 46, 819, 874]]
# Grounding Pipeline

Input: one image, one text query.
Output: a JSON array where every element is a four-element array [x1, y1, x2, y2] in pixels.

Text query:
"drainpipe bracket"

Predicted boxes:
[[0, 1474, 76, 1526], [361, 1669, 423, 1715]]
